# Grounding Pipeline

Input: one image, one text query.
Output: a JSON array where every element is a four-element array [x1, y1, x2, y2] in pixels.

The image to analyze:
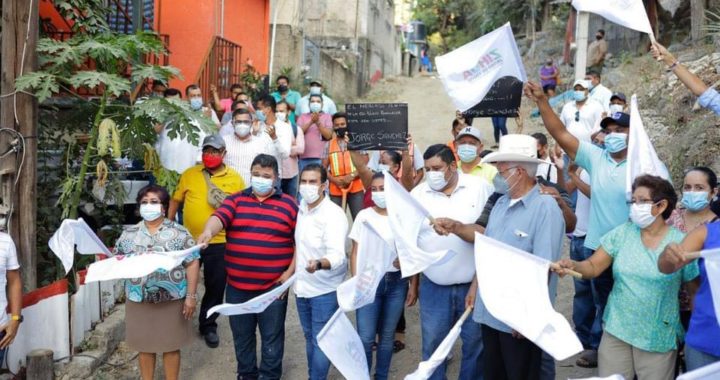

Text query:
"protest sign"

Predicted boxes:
[[462, 76, 524, 118], [436, 23, 527, 112], [474, 233, 583, 360], [346, 103, 408, 151], [208, 274, 298, 316]]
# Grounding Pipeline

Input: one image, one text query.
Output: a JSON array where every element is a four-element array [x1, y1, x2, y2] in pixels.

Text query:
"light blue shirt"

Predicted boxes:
[[698, 87, 720, 115], [295, 93, 338, 116], [575, 141, 628, 250], [473, 185, 566, 332]]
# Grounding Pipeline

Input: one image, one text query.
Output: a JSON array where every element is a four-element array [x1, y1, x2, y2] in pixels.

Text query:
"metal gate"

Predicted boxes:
[[303, 38, 321, 83]]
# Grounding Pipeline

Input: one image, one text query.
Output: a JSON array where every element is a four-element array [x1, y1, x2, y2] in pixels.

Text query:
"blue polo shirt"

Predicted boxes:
[[473, 185, 566, 332], [575, 141, 628, 250], [686, 221, 720, 357]]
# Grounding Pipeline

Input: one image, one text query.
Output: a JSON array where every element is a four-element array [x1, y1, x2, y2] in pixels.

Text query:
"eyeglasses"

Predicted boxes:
[[498, 166, 519, 175], [575, 111, 580, 122]]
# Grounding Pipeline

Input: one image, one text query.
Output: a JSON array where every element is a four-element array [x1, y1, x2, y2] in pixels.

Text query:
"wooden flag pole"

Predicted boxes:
[[549, 263, 583, 279]]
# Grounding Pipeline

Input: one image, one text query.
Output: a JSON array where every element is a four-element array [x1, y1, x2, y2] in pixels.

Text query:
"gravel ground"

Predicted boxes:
[[94, 74, 598, 380]]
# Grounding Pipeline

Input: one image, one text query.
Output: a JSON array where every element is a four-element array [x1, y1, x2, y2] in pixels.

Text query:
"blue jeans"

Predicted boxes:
[[226, 285, 288, 380], [685, 344, 720, 371], [296, 291, 339, 380], [490, 117, 508, 144], [281, 175, 298, 198], [356, 272, 408, 380], [419, 275, 483, 380], [570, 236, 602, 350]]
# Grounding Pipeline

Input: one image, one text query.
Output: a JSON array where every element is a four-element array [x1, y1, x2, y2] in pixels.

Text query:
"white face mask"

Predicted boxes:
[[630, 203, 657, 229], [275, 112, 287, 122], [234, 122, 251, 138], [426, 170, 449, 191], [299, 184, 320, 204], [140, 203, 163, 222], [609, 104, 624, 115]]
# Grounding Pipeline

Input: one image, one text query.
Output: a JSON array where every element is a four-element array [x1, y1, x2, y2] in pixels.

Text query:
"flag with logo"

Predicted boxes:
[[317, 309, 370, 380], [626, 94, 670, 200], [85, 246, 202, 283], [337, 221, 394, 312], [700, 248, 720, 327], [435, 22, 527, 112], [572, 0, 654, 37], [404, 308, 472, 380], [384, 172, 452, 278], [474, 233, 583, 360], [49, 218, 113, 274], [678, 360, 720, 380], [208, 274, 298, 317]]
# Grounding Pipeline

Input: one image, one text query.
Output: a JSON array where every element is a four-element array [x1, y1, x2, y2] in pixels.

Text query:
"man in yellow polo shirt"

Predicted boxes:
[[168, 134, 244, 348], [455, 126, 497, 185]]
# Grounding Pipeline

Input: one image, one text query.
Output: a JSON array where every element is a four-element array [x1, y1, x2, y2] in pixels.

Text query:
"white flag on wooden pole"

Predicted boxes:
[[626, 94, 670, 200], [572, 0, 655, 38]]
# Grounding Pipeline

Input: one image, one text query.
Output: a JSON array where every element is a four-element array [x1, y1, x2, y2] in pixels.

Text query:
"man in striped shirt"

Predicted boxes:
[[198, 154, 297, 380]]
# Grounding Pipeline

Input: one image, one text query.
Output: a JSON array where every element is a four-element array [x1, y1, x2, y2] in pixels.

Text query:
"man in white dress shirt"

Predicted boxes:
[[293, 163, 348, 380]]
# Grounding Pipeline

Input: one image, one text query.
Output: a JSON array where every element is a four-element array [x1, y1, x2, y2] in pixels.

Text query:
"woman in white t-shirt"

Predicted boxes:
[[0, 232, 22, 364], [349, 172, 418, 380]]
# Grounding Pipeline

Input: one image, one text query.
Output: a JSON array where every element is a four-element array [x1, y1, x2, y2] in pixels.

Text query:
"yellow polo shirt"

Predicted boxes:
[[458, 161, 497, 186], [173, 165, 245, 244]]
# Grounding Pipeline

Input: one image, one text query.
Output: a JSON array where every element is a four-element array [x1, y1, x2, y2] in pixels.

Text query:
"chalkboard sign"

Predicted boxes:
[[463, 76, 524, 118], [346, 103, 408, 151]]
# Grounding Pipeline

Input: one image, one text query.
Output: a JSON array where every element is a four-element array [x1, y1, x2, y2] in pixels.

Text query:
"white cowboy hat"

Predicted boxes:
[[481, 134, 545, 164]]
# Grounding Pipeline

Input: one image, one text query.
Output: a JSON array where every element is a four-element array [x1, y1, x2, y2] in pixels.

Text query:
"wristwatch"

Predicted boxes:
[[11, 314, 23, 323]]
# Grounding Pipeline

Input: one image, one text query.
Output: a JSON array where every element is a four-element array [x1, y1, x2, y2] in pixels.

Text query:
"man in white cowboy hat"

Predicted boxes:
[[434, 134, 566, 380]]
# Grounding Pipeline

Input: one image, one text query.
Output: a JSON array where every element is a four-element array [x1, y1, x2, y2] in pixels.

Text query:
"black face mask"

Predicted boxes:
[[336, 128, 347, 138], [277, 85, 288, 93], [596, 35, 602, 40]]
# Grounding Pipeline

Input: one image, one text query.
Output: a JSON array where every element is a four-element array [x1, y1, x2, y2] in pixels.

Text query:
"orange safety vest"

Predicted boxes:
[[328, 139, 364, 196]]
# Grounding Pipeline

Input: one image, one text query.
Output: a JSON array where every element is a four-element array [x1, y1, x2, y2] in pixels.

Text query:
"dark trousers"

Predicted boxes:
[[226, 285, 288, 380], [199, 243, 227, 335], [330, 191, 364, 220], [481, 324, 541, 380]]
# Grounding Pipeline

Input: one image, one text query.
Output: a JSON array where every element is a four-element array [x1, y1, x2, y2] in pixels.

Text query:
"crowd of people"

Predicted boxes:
[[8, 30, 715, 380]]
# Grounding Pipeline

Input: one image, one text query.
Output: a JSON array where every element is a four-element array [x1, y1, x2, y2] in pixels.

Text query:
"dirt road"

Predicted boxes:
[[96, 75, 596, 380]]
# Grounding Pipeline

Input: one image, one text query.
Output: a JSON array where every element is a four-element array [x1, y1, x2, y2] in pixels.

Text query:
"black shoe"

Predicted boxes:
[[203, 331, 219, 348]]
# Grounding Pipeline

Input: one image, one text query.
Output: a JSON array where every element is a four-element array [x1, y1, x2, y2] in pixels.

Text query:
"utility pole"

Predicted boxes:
[[0, 0, 39, 290], [574, 11, 589, 81]]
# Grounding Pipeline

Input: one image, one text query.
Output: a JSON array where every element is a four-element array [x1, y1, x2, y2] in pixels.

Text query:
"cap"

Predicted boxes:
[[456, 126, 482, 142], [600, 112, 630, 129], [202, 134, 226, 149], [572, 79, 590, 89], [610, 92, 627, 103], [309, 79, 323, 86]]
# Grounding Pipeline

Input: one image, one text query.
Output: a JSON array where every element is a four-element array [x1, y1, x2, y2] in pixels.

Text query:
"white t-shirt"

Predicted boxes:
[[536, 157, 558, 183], [411, 174, 493, 285], [348, 208, 398, 273], [559, 100, 604, 142], [573, 170, 591, 237], [0, 233, 19, 328], [589, 84, 613, 114]]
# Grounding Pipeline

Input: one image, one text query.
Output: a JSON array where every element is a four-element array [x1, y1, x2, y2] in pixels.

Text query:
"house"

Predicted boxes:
[[39, 0, 271, 99]]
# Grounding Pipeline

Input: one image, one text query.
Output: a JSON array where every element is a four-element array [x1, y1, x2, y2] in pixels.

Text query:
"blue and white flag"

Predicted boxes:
[[435, 23, 527, 112]]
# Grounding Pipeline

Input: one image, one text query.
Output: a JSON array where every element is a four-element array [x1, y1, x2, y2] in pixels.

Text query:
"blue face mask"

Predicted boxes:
[[310, 86, 322, 95], [255, 110, 267, 123], [371, 191, 386, 209], [251, 176, 274, 196], [573, 90, 587, 102], [190, 97, 203, 110], [681, 191, 710, 212], [457, 144, 478, 163], [604, 132, 627, 153], [492, 172, 509, 194], [309, 102, 322, 113]]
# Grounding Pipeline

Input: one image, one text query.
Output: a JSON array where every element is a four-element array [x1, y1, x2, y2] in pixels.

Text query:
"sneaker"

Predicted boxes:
[[203, 331, 219, 348]]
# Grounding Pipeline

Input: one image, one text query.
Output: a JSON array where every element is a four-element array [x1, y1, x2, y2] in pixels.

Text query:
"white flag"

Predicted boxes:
[[435, 23, 527, 112], [701, 248, 720, 327], [572, 0, 654, 37], [48, 218, 113, 274], [474, 233, 583, 360], [384, 172, 452, 278], [337, 221, 394, 312], [208, 274, 298, 317], [84, 246, 201, 283], [678, 360, 720, 380], [317, 309, 370, 380], [626, 94, 670, 200], [405, 308, 472, 380]]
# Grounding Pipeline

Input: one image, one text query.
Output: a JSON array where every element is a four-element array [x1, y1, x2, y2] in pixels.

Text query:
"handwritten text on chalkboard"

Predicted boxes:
[[347, 103, 408, 151]]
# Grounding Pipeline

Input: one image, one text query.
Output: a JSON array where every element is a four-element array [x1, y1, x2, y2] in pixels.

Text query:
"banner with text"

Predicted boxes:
[[347, 103, 408, 151]]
